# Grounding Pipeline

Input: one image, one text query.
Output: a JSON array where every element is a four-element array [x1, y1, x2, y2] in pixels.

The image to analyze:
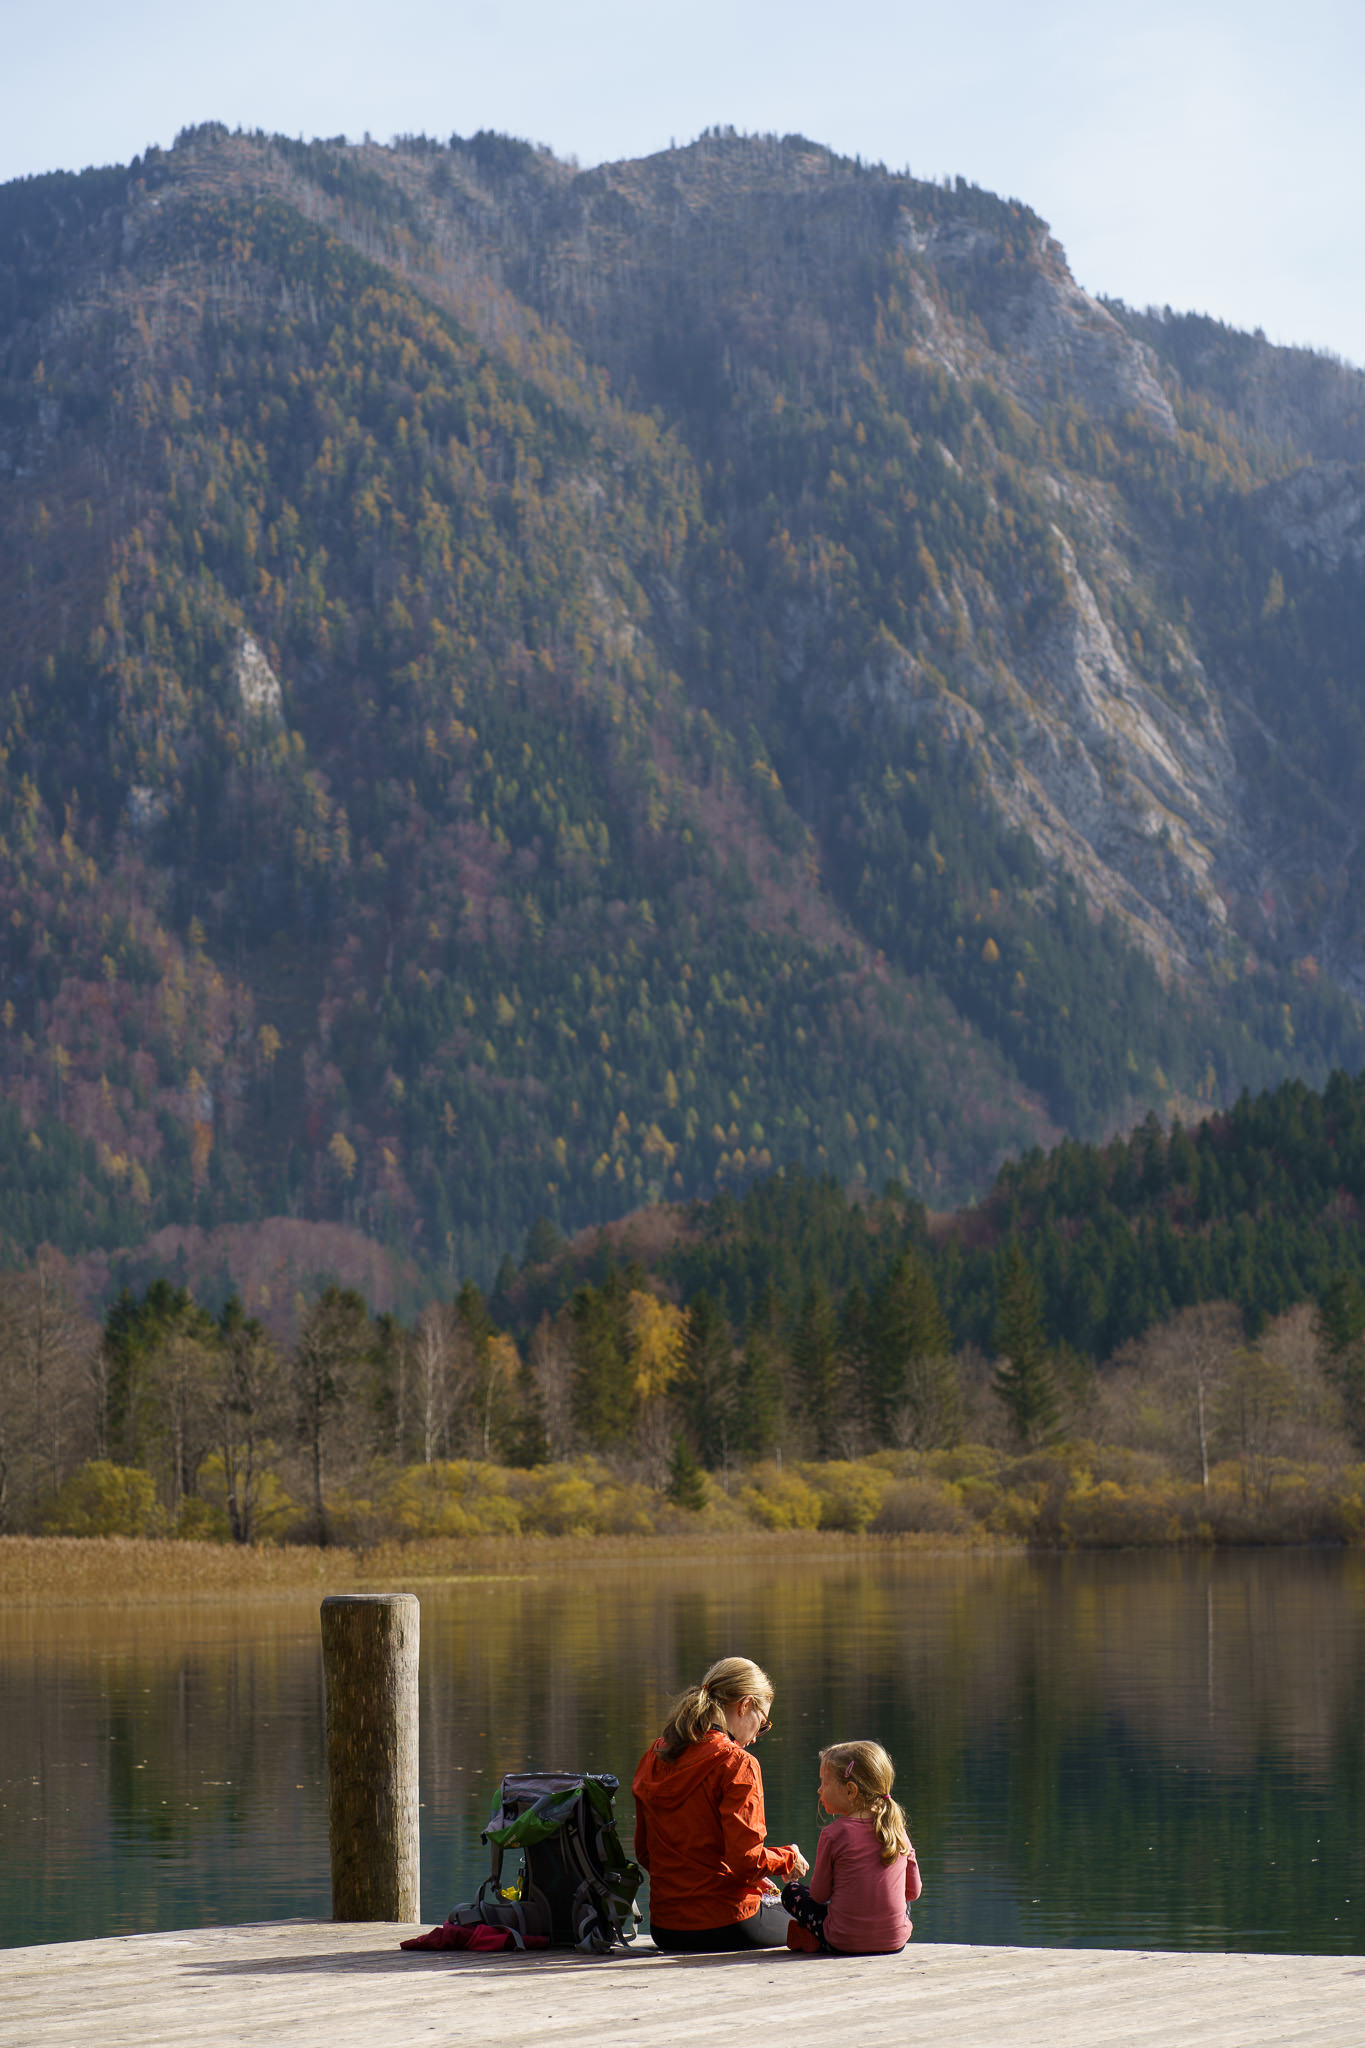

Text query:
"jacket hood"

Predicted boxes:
[[634, 1731, 744, 1811]]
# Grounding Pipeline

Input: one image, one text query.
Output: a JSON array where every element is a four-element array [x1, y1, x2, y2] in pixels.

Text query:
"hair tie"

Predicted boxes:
[[872, 1792, 889, 1805]]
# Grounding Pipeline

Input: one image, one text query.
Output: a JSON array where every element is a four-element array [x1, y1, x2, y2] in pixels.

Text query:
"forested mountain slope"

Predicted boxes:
[[2, 124, 1364, 1282], [503, 1061, 1365, 1418]]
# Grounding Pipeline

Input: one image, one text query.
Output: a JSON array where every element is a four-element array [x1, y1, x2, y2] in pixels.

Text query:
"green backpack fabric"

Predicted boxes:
[[450, 1771, 642, 1953]]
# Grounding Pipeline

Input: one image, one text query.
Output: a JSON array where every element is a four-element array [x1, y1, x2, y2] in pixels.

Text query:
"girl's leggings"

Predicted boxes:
[[781, 1880, 833, 1949]]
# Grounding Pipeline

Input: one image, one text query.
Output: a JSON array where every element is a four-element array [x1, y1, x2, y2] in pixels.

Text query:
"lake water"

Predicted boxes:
[[2, 1549, 1364, 1954]]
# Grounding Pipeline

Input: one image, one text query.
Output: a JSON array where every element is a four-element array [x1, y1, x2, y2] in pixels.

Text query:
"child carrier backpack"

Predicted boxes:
[[447, 1771, 642, 1954]]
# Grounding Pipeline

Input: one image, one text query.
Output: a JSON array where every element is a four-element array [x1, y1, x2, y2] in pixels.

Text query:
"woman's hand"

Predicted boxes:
[[786, 1844, 810, 1878]]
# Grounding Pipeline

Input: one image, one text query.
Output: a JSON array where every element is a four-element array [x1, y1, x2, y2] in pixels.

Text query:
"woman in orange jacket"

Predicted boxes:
[[632, 1655, 809, 1951]]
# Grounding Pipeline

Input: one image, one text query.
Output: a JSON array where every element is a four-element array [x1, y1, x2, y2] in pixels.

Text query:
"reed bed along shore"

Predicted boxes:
[[0, 1527, 985, 1606]]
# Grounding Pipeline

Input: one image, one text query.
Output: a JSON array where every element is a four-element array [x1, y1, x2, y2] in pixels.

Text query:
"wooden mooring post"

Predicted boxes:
[[320, 1593, 420, 1921]]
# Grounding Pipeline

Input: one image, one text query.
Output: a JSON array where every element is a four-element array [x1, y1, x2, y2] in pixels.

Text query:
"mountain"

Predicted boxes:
[[2, 123, 1364, 1284]]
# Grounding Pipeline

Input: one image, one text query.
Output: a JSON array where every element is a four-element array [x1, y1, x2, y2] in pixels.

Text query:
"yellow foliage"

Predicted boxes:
[[738, 1463, 823, 1530], [487, 1333, 521, 1388], [43, 1462, 166, 1538], [175, 1496, 231, 1542], [519, 1471, 601, 1535], [384, 1461, 523, 1538], [196, 1454, 296, 1542], [626, 1290, 686, 1401], [802, 1460, 888, 1532], [328, 1130, 357, 1180]]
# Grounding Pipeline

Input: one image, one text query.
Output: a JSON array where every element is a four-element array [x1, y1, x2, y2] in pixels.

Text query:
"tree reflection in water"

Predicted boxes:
[[2, 1549, 1363, 1952]]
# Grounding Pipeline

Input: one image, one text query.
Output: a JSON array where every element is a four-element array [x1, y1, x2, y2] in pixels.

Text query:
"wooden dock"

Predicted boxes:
[[2, 1919, 1361, 2046]]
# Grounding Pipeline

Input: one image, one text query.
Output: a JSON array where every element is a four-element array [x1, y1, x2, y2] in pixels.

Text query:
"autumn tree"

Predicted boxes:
[[149, 1326, 219, 1522], [104, 1279, 217, 1518], [1217, 1346, 1296, 1508], [528, 1310, 577, 1461], [627, 1290, 687, 1405], [0, 1257, 94, 1528], [1164, 1301, 1242, 1493], [454, 1279, 521, 1459], [212, 1296, 281, 1544], [411, 1300, 465, 1463], [626, 1287, 687, 1481], [291, 1285, 372, 1542]]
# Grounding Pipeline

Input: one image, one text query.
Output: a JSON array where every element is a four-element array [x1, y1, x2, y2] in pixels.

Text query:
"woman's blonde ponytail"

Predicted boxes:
[[655, 1657, 773, 1762]]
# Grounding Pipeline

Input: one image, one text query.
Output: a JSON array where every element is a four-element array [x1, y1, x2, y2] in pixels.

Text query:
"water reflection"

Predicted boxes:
[[2, 1551, 1364, 1953]]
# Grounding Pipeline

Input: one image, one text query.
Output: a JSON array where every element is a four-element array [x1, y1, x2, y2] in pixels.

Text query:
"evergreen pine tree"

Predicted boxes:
[[666, 1434, 708, 1512], [869, 1249, 959, 1447], [790, 1281, 840, 1454], [568, 1272, 634, 1447], [1315, 1269, 1365, 1451], [1315, 1269, 1365, 1357], [677, 1292, 735, 1467], [837, 1282, 872, 1456], [992, 1242, 1058, 1447], [733, 1286, 784, 1457]]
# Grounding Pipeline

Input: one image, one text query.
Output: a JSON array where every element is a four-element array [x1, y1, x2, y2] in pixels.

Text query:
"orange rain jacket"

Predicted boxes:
[[632, 1730, 799, 1929]]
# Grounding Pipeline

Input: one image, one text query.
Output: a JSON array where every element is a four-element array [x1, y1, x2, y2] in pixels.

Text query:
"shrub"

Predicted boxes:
[[870, 1477, 972, 1534], [805, 1460, 887, 1532], [738, 1462, 823, 1529], [195, 1454, 298, 1543], [925, 1444, 1003, 1484], [43, 1462, 165, 1538], [175, 1496, 231, 1542], [516, 1466, 604, 1535], [1055, 1477, 1187, 1547], [384, 1460, 524, 1537]]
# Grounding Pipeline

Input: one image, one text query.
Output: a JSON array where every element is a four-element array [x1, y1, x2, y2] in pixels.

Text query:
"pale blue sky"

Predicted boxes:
[[7, 0, 1363, 365]]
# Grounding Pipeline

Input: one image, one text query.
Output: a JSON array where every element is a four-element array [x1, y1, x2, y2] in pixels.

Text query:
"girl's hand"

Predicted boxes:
[[787, 1845, 810, 1878]]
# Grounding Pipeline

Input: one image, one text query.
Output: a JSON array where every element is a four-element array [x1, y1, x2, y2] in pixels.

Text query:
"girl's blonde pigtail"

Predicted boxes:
[[868, 1788, 911, 1866]]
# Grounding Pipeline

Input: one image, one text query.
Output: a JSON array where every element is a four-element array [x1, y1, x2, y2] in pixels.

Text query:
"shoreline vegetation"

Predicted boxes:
[[7, 1134, 1365, 1568], [5, 1434, 1365, 1605]]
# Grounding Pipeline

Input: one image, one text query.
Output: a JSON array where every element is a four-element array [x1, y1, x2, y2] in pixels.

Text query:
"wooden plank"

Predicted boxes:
[[1, 1919, 1362, 2047]]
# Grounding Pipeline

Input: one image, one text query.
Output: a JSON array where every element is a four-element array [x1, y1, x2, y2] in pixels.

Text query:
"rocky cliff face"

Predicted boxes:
[[408, 132, 1364, 998]]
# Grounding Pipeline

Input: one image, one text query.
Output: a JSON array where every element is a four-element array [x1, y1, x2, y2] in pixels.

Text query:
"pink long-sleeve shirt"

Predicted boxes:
[[808, 1814, 922, 1953]]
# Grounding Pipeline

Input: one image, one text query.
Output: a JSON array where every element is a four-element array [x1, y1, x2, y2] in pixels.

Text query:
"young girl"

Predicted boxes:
[[781, 1739, 921, 1954]]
